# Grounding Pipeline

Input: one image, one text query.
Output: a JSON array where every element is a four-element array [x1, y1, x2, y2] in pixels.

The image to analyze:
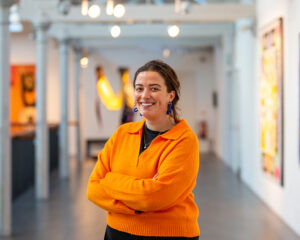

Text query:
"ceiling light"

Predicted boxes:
[[167, 25, 180, 38], [163, 49, 170, 58], [9, 4, 23, 33], [106, 0, 114, 15], [110, 25, 121, 38], [80, 57, 89, 68], [81, 0, 88, 16], [114, 4, 125, 18], [9, 23, 23, 33], [88, 4, 101, 18]]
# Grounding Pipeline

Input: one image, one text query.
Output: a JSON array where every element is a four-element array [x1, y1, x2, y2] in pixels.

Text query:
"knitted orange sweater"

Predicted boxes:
[[87, 119, 200, 237]]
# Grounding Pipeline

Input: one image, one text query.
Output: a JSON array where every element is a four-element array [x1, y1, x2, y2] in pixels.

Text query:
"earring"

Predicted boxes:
[[166, 102, 173, 114], [133, 107, 143, 116]]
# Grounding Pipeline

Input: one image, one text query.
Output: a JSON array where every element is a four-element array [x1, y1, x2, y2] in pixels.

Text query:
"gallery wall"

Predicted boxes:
[[232, 0, 300, 236]]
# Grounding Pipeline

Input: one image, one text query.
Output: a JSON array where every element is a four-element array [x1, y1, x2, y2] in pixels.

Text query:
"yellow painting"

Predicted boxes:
[[260, 18, 283, 185]]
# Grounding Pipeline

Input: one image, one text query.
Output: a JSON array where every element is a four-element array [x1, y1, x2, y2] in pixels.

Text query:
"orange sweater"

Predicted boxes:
[[87, 119, 200, 237]]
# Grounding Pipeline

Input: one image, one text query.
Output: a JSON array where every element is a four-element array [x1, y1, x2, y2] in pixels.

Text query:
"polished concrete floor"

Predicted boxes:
[[3, 154, 300, 240]]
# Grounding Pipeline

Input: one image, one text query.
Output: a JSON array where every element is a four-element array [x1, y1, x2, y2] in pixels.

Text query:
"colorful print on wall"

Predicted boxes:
[[299, 34, 300, 167], [10, 65, 36, 124], [260, 18, 284, 186]]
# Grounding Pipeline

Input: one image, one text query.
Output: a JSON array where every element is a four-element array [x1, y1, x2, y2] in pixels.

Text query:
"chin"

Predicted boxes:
[[141, 112, 155, 120]]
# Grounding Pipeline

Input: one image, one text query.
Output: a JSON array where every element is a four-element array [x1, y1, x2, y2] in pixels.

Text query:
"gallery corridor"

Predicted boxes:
[[3, 154, 299, 240]]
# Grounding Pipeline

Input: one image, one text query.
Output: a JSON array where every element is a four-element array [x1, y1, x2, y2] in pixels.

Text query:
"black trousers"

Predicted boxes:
[[104, 225, 199, 240]]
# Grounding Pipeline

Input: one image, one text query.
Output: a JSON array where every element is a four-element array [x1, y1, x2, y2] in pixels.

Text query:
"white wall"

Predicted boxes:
[[233, 0, 300, 236], [214, 42, 226, 159]]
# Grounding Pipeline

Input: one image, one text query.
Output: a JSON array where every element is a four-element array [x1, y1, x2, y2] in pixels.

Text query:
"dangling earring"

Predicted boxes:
[[133, 107, 143, 116], [166, 102, 173, 114]]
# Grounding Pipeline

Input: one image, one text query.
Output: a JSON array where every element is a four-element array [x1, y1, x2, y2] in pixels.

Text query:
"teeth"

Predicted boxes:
[[142, 103, 153, 106]]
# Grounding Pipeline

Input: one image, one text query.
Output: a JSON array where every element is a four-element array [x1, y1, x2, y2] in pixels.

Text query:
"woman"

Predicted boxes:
[[87, 60, 200, 239]]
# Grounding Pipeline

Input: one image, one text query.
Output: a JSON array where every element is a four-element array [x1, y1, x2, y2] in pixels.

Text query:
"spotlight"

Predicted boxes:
[[106, 0, 114, 15], [81, 0, 88, 16], [114, 4, 125, 18], [167, 25, 180, 38], [110, 25, 121, 38], [80, 57, 89, 68], [88, 4, 101, 18]]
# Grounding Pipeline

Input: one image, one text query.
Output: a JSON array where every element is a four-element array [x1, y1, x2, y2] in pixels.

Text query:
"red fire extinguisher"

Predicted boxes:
[[199, 121, 207, 139]]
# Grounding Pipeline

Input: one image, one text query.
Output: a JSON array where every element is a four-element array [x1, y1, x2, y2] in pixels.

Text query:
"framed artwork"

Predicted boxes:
[[10, 65, 36, 124], [260, 18, 284, 186], [299, 34, 300, 166]]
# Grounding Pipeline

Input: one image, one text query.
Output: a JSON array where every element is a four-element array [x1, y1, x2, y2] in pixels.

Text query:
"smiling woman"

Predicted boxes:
[[87, 60, 200, 240], [134, 71, 175, 128]]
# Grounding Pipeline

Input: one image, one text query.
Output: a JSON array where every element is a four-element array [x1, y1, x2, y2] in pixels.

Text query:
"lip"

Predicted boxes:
[[141, 103, 154, 106]]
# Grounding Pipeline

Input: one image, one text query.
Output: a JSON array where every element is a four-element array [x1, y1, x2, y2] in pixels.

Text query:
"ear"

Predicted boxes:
[[169, 90, 175, 102]]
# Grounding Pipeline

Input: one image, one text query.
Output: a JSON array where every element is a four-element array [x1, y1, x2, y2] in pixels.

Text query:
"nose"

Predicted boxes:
[[141, 88, 150, 98]]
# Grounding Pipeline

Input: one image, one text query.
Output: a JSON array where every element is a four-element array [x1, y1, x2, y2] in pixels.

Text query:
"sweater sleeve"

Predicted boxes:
[[87, 133, 136, 215], [101, 135, 199, 212]]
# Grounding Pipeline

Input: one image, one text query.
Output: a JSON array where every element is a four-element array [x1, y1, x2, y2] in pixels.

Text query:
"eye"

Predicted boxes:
[[135, 87, 143, 92], [151, 87, 159, 91]]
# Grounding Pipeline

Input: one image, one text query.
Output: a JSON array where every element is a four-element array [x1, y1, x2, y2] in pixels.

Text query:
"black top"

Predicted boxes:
[[139, 123, 166, 154]]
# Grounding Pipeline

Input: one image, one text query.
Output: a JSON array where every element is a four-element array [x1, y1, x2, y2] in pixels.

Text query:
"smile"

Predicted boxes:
[[141, 103, 154, 106]]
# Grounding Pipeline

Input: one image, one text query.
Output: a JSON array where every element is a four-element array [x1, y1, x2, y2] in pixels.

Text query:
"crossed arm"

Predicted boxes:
[[87, 135, 199, 214]]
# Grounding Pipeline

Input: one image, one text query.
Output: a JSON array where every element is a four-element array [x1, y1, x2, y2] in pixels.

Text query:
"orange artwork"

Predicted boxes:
[[10, 65, 36, 124], [260, 18, 284, 186]]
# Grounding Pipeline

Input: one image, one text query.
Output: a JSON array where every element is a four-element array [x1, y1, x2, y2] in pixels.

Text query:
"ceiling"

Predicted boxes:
[[17, 0, 255, 57]]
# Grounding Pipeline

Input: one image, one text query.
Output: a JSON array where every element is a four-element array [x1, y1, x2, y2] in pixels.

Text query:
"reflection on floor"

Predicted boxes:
[[3, 154, 300, 240]]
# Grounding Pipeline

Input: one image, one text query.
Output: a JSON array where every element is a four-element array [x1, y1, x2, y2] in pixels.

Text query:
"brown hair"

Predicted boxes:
[[133, 60, 181, 122]]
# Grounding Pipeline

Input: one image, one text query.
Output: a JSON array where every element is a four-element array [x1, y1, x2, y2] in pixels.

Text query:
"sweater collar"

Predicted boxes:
[[127, 119, 189, 140]]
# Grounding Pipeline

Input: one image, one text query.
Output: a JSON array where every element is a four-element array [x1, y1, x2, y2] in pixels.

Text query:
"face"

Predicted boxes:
[[134, 71, 175, 121]]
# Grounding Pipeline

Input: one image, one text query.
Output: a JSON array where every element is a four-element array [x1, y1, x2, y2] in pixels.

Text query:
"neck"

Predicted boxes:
[[145, 116, 176, 132]]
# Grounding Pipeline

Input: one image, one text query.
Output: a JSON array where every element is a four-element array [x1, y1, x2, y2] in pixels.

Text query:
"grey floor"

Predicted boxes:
[[3, 154, 300, 240]]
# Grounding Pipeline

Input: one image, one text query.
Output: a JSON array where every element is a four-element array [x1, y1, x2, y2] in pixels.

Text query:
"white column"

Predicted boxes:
[[0, 0, 15, 236], [59, 38, 70, 179], [74, 47, 83, 163], [34, 21, 50, 200]]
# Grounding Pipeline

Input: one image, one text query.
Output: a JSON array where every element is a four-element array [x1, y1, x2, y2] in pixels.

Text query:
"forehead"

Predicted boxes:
[[135, 71, 165, 85]]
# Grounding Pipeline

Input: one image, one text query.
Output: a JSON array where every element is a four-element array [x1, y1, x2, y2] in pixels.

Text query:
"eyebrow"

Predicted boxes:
[[135, 83, 162, 88]]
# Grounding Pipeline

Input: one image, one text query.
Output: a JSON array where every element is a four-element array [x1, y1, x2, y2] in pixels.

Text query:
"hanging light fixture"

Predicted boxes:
[[9, 4, 23, 33], [88, 4, 101, 18], [167, 25, 180, 38], [113, 4, 126, 18], [110, 25, 121, 38], [80, 57, 89, 68], [106, 0, 114, 15], [81, 0, 88, 16]]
